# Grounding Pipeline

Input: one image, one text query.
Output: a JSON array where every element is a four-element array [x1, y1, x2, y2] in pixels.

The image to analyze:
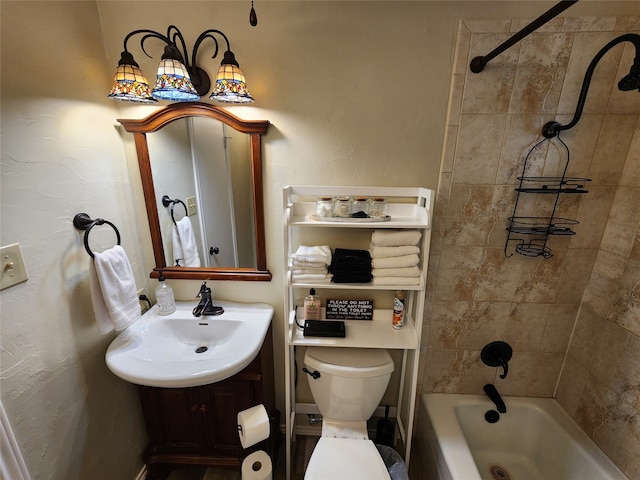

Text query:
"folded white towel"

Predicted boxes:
[[372, 266, 420, 277], [291, 245, 332, 265], [370, 245, 420, 258], [89, 245, 140, 335], [372, 254, 419, 269], [292, 267, 329, 275], [172, 217, 201, 267], [289, 257, 329, 269], [291, 272, 333, 283], [371, 230, 422, 247], [373, 276, 420, 286]]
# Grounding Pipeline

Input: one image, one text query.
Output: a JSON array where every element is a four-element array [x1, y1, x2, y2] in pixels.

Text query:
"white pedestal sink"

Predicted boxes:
[[106, 300, 274, 387]]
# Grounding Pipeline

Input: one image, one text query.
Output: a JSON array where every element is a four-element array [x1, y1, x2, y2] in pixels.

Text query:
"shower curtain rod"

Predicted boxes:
[[470, 0, 579, 73]]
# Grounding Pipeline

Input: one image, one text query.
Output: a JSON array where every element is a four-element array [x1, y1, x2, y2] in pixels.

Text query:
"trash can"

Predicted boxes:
[[376, 445, 409, 480]]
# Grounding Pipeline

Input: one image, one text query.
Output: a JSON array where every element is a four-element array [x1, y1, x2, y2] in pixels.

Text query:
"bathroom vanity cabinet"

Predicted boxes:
[[138, 326, 278, 479], [282, 186, 434, 480]]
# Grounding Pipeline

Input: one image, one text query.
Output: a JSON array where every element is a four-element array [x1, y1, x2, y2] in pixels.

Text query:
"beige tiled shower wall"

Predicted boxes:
[[419, 16, 640, 477]]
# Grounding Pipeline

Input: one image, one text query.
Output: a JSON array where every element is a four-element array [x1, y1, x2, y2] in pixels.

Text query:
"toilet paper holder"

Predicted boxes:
[[237, 404, 271, 449], [237, 404, 273, 480]]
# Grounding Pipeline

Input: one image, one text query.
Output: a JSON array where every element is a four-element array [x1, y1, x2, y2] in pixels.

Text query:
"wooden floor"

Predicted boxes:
[[164, 436, 426, 480]]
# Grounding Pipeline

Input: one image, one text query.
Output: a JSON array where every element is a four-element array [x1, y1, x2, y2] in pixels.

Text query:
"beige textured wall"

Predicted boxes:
[[0, 2, 150, 480], [2, 2, 639, 479], [422, 15, 640, 477]]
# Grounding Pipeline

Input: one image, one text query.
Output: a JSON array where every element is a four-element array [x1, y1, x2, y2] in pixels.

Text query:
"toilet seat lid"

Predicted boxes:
[[304, 347, 394, 378], [304, 438, 391, 480]]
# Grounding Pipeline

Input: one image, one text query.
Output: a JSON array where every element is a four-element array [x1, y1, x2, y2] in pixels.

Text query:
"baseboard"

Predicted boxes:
[[134, 465, 147, 480]]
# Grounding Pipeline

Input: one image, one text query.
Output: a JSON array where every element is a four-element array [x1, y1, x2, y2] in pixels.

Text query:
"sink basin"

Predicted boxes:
[[106, 300, 274, 388]]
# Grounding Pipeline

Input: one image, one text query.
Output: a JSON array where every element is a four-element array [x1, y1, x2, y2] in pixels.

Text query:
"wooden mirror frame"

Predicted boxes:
[[118, 102, 271, 281]]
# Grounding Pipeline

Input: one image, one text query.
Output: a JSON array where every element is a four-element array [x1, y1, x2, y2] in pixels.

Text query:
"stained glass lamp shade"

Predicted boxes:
[[108, 51, 157, 103], [210, 51, 254, 103], [151, 46, 200, 101]]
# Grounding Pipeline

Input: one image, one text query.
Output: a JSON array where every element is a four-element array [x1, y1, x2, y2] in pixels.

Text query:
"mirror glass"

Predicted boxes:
[[119, 103, 271, 281], [147, 118, 256, 269]]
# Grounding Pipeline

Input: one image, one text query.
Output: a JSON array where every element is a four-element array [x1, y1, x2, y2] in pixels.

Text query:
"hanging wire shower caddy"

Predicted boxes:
[[474, 27, 640, 259], [504, 135, 591, 259]]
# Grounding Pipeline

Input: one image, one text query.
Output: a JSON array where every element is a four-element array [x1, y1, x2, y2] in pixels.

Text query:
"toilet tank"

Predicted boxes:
[[304, 347, 394, 422]]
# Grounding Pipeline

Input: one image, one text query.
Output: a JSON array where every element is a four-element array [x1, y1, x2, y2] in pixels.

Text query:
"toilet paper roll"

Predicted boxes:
[[241, 450, 272, 480], [237, 404, 270, 449]]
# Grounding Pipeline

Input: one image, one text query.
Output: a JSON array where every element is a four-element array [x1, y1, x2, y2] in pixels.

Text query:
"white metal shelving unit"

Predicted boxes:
[[283, 185, 434, 479]]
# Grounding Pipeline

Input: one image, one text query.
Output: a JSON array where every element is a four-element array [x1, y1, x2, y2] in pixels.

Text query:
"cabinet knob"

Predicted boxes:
[[191, 404, 199, 413], [199, 404, 207, 413]]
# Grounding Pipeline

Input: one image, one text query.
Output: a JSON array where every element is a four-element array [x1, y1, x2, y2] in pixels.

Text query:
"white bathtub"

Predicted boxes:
[[417, 393, 627, 480]]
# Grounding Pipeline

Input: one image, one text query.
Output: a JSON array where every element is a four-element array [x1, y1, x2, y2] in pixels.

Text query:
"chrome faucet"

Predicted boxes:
[[192, 282, 224, 317]]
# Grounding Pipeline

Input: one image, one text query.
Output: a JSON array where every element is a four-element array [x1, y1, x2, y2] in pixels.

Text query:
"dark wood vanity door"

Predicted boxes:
[[200, 380, 253, 455], [138, 385, 209, 455]]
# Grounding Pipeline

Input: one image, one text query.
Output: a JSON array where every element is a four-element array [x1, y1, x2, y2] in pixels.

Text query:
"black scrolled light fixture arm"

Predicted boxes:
[[543, 33, 640, 138], [191, 28, 234, 68], [122, 25, 233, 96], [122, 26, 179, 61]]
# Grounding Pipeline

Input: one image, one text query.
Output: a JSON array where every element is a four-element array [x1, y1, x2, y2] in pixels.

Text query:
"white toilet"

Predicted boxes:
[[303, 347, 395, 480]]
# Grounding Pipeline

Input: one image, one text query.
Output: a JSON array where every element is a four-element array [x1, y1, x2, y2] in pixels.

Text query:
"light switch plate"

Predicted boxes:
[[1, 243, 29, 290], [186, 196, 198, 216]]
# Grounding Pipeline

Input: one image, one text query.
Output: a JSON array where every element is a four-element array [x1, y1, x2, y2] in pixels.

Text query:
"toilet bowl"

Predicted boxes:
[[303, 347, 395, 480]]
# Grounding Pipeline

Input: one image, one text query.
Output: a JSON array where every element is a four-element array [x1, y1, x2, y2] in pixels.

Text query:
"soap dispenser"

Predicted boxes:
[[155, 271, 176, 315], [304, 288, 321, 320]]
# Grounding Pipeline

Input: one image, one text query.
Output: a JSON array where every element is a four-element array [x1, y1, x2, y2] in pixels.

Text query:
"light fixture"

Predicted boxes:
[[152, 45, 199, 101], [108, 25, 254, 104], [210, 51, 254, 103], [108, 51, 157, 104], [543, 33, 640, 138]]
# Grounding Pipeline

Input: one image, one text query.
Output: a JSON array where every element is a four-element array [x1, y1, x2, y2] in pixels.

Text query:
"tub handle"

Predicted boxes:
[[481, 341, 513, 379], [302, 367, 321, 379], [499, 361, 509, 379]]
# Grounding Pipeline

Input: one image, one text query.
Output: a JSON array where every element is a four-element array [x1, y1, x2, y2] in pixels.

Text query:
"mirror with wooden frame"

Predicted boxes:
[[118, 102, 271, 281]]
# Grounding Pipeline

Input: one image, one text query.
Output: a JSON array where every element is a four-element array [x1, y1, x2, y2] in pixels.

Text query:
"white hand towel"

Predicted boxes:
[[370, 245, 420, 258], [292, 245, 332, 265], [372, 254, 419, 269], [373, 276, 420, 286], [372, 266, 420, 277], [89, 245, 141, 335], [371, 230, 422, 247], [172, 217, 201, 267]]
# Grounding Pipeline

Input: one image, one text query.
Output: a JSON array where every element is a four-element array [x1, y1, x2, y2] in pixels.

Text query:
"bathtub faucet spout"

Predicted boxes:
[[484, 384, 506, 413]]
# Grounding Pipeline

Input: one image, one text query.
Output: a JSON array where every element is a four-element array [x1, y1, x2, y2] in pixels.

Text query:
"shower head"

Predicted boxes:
[[618, 59, 640, 91], [543, 33, 640, 138]]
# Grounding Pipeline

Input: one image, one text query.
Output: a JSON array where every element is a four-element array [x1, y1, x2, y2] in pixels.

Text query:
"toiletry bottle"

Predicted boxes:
[[156, 271, 176, 315], [392, 290, 406, 329], [304, 288, 321, 320]]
